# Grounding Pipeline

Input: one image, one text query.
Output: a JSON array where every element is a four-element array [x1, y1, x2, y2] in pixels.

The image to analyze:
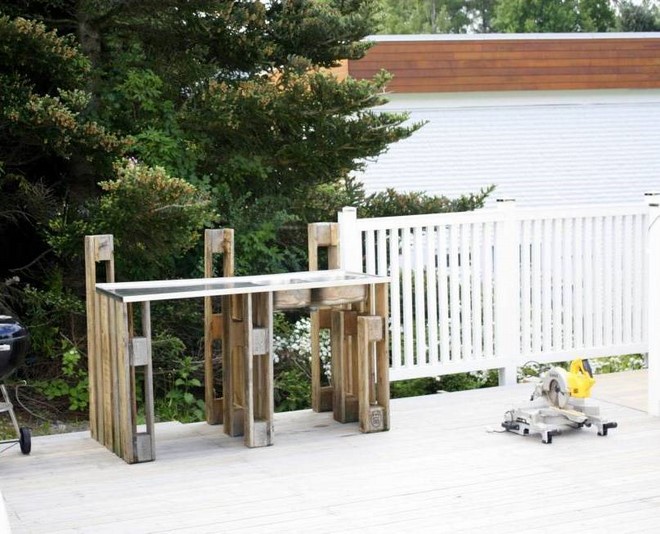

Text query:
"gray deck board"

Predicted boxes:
[[1, 370, 658, 533]]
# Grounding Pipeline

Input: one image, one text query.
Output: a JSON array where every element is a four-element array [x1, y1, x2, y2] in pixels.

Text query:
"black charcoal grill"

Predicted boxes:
[[0, 315, 31, 455]]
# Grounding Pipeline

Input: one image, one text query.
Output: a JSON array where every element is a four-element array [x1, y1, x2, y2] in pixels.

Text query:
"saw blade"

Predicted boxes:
[[547, 378, 569, 409]]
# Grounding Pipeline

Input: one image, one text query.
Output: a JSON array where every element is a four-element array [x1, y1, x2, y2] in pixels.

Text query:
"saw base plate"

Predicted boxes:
[[502, 398, 617, 444]]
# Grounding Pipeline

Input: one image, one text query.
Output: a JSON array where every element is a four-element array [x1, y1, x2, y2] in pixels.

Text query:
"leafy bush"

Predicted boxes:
[[390, 377, 437, 398], [154, 355, 205, 424], [273, 315, 331, 412], [32, 343, 88, 412], [436, 370, 499, 392]]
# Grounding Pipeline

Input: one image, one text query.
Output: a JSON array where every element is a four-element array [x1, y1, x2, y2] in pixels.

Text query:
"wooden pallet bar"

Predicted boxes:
[[86, 231, 390, 463]]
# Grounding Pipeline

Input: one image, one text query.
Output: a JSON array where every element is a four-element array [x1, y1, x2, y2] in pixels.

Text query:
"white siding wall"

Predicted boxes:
[[357, 90, 660, 206]]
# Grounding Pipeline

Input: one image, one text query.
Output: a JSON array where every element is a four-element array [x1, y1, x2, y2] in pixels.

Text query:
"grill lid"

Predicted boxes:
[[0, 315, 28, 340]]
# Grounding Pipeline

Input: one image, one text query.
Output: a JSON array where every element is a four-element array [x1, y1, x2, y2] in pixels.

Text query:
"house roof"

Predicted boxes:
[[348, 33, 660, 93]]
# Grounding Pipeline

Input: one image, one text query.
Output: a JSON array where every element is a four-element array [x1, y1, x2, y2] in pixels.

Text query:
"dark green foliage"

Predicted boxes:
[[617, 1, 660, 31], [377, 0, 626, 34], [360, 185, 495, 218], [390, 377, 438, 398], [493, 0, 616, 33], [378, 0, 471, 34], [436, 370, 498, 392], [275, 367, 313, 412]]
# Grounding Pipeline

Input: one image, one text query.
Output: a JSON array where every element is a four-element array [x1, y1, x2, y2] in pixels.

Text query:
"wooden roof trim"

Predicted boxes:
[[348, 35, 660, 93]]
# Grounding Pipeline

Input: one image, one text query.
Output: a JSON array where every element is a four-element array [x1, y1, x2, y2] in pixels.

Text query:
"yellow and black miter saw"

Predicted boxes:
[[501, 359, 617, 444]]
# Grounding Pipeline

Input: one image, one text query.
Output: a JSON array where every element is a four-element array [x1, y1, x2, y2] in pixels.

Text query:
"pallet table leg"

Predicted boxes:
[[243, 293, 274, 448], [357, 316, 389, 433], [119, 302, 156, 463], [331, 309, 359, 423], [311, 309, 333, 412], [204, 229, 234, 425], [223, 295, 245, 437]]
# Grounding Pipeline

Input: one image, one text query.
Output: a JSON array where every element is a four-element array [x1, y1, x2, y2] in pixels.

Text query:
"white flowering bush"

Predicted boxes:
[[272, 316, 332, 411], [274, 317, 332, 380]]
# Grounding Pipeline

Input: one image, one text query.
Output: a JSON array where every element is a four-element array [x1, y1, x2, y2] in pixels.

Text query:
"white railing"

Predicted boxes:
[[336, 198, 658, 410]]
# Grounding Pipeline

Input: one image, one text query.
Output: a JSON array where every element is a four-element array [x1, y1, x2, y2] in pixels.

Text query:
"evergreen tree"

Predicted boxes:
[[378, 0, 471, 33], [493, 0, 616, 33], [1, 1, 418, 277], [617, 0, 660, 31]]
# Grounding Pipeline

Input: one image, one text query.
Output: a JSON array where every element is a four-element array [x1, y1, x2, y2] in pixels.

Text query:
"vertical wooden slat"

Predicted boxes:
[[593, 217, 604, 347], [573, 217, 584, 349], [331, 310, 347, 422], [531, 219, 542, 354], [603, 216, 614, 347], [413, 226, 426, 364], [375, 283, 390, 431], [426, 227, 439, 364], [541, 219, 553, 352], [448, 224, 461, 362], [142, 302, 155, 460], [551, 218, 563, 351], [481, 223, 494, 358], [377, 229, 388, 277], [471, 223, 483, 361], [633, 214, 644, 342], [204, 229, 234, 425], [108, 294, 121, 456], [613, 215, 624, 346], [242, 294, 255, 447], [365, 230, 376, 275], [84, 235, 114, 443], [520, 220, 531, 356], [584, 217, 595, 348], [116, 300, 133, 463], [93, 289, 104, 446], [622, 215, 633, 345], [308, 223, 338, 414], [401, 228, 414, 366], [99, 293, 113, 451], [437, 226, 451, 363], [389, 229, 402, 369], [562, 218, 574, 351], [460, 224, 472, 361]]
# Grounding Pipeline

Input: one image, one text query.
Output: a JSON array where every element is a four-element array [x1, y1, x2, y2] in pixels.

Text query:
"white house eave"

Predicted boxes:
[[376, 88, 660, 110], [366, 33, 660, 42]]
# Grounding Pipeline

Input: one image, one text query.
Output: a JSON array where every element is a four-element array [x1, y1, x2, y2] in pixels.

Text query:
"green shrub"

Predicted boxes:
[[273, 315, 331, 411]]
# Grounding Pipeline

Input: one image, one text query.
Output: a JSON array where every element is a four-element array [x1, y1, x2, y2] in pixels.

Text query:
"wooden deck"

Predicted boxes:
[[2, 370, 659, 533]]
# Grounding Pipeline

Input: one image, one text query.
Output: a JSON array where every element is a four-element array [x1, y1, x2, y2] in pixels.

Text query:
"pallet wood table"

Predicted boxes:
[[90, 269, 389, 464]]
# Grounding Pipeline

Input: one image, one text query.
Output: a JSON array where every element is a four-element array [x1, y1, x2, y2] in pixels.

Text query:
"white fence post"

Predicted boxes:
[[647, 193, 660, 416], [494, 199, 520, 385], [338, 206, 361, 272]]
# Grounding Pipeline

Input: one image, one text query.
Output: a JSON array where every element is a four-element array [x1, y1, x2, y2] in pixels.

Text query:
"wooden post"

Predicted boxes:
[[308, 222, 339, 412], [204, 229, 234, 425], [494, 199, 520, 386], [338, 207, 361, 272], [84, 235, 114, 443], [330, 309, 359, 423], [243, 292, 274, 447], [647, 193, 660, 416]]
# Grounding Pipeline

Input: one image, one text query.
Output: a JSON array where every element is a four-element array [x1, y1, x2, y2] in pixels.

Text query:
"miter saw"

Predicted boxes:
[[501, 359, 617, 444]]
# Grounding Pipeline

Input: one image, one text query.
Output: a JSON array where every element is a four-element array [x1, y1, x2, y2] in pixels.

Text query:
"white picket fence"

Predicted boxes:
[[336, 197, 660, 414]]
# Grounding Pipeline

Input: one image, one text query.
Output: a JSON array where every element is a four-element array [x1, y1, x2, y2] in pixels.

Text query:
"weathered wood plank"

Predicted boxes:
[[349, 37, 660, 92], [2, 371, 657, 534]]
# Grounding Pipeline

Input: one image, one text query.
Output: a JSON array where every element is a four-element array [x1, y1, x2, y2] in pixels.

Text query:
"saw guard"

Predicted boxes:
[[540, 368, 570, 408]]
